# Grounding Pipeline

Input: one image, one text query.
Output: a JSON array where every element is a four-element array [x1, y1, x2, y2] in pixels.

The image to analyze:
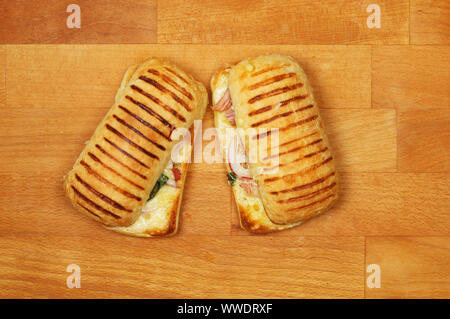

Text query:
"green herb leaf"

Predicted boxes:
[[148, 174, 169, 201], [227, 172, 237, 186]]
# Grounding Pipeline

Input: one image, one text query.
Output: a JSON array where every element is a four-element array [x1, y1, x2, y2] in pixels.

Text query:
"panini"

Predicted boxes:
[[64, 57, 208, 236], [211, 54, 339, 232]]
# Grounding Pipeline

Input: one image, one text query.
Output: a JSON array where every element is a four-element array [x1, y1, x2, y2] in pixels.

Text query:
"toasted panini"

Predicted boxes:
[[212, 54, 339, 230], [107, 144, 191, 237], [64, 57, 208, 229], [211, 66, 301, 233]]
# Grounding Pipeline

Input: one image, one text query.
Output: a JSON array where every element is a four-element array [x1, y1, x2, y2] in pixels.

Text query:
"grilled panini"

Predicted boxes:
[[64, 57, 208, 235], [211, 54, 339, 232]]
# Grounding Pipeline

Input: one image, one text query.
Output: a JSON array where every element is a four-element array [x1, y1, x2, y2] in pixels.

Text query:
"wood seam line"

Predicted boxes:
[[156, 0, 159, 44], [409, 0, 411, 45], [4, 46, 7, 110], [370, 45, 373, 109], [395, 108, 399, 172], [364, 236, 367, 299], [230, 189, 234, 236]]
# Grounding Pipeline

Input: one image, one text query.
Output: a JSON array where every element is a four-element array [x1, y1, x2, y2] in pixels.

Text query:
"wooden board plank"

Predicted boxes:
[[0, 234, 364, 298], [322, 109, 397, 172], [398, 109, 450, 172], [0, 0, 157, 44], [366, 237, 450, 298], [4, 44, 371, 111], [0, 170, 232, 237], [411, 0, 450, 44], [8, 171, 450, 237], [190, 108, 395, 174], [0, 46, 4, 105], [158, 0, 409, 44], [232, 173, 450, 236], [372, 46, 450, 109]]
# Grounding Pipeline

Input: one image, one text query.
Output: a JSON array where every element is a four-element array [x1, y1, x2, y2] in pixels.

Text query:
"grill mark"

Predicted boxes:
[[113, 113, 166, 152], [264, 138, 323, 161], [75, 174, 132, 212], [164, 67, 190, 85], [281, 114, 318, 131], [248, 95, 309, 117], [80, 160, 141, 201], [125, 95, 174, 130], [250, 64, 290, 78], [270, 172, 335, 195], [94, 145, 146, 179], [77, 201, 100, 218], [279, 182, 337, 204], [71, 185, 120, 219], [303, 147, 329, 159], [103, 137, 150, 168], [287, 194, 336, 212], [131, 85, 186, 123], [251, 104, 314, 128], [148, 69, 194, 100], [264, 138, 323, 160], [248, 83, 303, 104], [278, 132, 318, 148], [263, 147, 329, 172], [247, 72, 296, 91], [106, 125, 159, 160], [119, 103, 172, 142], [264, 156, 333, 182], [252, 129, 274, 140], [139, 76, 191, 112], [89, 150, 145, 190], [253, 115, 317, 140]]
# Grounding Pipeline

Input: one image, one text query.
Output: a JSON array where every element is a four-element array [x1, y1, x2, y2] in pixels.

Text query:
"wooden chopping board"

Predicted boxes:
[[0, 0, 449, 299]]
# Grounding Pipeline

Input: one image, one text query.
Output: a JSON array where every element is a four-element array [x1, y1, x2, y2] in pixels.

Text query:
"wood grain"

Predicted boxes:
[[322, 109, 397, 172], [411, 0, 450, 44], [0, 234, 364, 298], [0, 46, 4, 105], [372, 46, 450, 109], [5, 44, 371, 110], [158, 0, 409, 44], [0, 0, 157, 44], [181, 170, 232, 235], [366, 237, 450, 298], [232, 173, 450, 236], [0, 10, 448, 298], [398, 109, 450, 172]]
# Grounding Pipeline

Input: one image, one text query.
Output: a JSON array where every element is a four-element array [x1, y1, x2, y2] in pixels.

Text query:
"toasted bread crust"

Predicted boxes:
[[212, 54, 338, 227], [211, 66, 301, 233], [64, 58, 207, 227], [228, 54, 338, 225]]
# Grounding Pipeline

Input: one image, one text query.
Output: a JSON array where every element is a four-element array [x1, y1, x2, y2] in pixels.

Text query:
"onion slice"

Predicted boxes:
[[225, 107, 236, 126], [211, 89, 232, 112], [227, 135, 252, 180], [165, 179, 180, 188]]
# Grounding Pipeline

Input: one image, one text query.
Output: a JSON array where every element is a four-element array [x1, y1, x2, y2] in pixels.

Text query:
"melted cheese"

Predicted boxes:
[[108, 144, 191, 237], [110, 184, 181, 237]]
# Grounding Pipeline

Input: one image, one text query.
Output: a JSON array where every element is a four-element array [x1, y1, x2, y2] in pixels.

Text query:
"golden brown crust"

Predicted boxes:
[[64, 58, 207, 227], [228, 54, 339, 225], [236, 203, 279, 234]]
